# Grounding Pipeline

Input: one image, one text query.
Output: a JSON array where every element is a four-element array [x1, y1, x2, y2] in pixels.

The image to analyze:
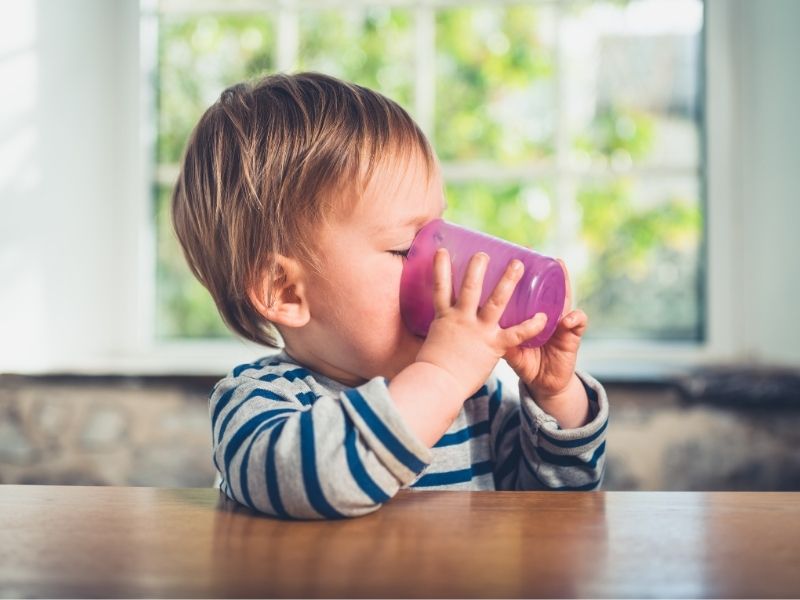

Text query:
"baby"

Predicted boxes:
[[172, 72, 609, 519]]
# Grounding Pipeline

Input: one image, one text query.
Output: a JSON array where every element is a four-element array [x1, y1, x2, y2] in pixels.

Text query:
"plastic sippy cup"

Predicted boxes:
[[399, 218, 566, 348]]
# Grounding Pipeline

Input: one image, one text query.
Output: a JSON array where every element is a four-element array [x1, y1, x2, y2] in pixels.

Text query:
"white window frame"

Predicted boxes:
[[118, 0, 741, 379]]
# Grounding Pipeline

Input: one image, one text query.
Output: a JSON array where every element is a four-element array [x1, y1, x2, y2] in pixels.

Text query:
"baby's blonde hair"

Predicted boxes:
[[172, 72, 435, 348]]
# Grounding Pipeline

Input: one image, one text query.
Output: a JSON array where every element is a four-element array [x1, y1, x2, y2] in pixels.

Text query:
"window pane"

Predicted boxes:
[[154, 185, 229, 339], [573, 175, 702, 341], [157, 14, 276, 164], [563, 0, 703, 169], [435, 5, 556, 164], [297, 8, 415, 110], [444, 181, 556, 254]]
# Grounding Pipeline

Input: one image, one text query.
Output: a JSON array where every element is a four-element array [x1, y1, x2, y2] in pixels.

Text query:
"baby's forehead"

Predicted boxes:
[[343, 152, 439, 208]]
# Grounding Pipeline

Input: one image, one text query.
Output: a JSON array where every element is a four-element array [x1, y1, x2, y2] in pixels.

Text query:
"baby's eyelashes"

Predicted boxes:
[[389, 248, 410, 259]]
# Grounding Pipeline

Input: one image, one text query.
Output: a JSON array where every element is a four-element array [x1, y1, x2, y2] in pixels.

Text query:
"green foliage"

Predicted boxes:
[[573, 105, 656, 162], [157, 15, 276, 164], [435, 5, 555, 162], [577, 178, 702, 340], [297, 9, 415, 109], [444, 181, 553, 252], [154, 185, 230, 338]]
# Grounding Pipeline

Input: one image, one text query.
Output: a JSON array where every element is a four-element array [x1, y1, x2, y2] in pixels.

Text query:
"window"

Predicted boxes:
[[151, 0, 705, 345]]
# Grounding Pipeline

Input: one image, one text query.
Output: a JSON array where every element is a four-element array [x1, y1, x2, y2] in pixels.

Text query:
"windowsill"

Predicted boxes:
[[1, 337, 758, 386], [5, 334, 797, 409], [5, 362, 796, 411]]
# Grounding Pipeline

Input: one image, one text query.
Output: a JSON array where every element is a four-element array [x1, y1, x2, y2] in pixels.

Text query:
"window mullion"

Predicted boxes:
[[553, 3, 573, 262], [552, 2, 588, 305], [276, 0, 298, 71], [414, 4, 435, 138]]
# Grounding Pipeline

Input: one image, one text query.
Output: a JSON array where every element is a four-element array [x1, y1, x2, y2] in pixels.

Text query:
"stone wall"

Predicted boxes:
[[1, 371, 798, 491], [601, 381, 800, 490], [0, 375, 216, 487]]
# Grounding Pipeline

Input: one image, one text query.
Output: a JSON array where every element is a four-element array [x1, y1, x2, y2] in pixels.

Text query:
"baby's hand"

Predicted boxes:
[[414, 248, 548, 400], [503, 258, 587, 397]]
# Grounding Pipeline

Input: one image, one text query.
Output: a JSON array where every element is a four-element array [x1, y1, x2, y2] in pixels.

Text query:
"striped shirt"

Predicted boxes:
[[210, 349, 609, 520]]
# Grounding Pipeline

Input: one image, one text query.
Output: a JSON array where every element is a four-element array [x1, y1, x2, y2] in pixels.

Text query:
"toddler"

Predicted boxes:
[[172, 72, 609, 519]]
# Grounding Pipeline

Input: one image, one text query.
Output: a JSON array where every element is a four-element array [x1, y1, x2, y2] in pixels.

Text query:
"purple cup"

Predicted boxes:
[[399, 218, 566, 348]]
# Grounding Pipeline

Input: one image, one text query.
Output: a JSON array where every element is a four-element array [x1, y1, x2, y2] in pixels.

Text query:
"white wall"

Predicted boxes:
[[736, 0, 800, 365], [1, 1, 129, 371], [0, 0, 798, 374]]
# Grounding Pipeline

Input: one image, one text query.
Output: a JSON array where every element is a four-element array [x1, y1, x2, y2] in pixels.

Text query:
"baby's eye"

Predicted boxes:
[[389, 248, 410, 259]]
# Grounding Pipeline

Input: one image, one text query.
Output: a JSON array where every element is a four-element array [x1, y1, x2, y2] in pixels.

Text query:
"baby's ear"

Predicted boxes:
[[248, 254, 310, 328]]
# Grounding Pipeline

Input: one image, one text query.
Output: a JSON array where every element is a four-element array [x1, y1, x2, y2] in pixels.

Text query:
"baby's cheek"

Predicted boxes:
[[359, 284, 397, 318], [371, 287, 402, 325]]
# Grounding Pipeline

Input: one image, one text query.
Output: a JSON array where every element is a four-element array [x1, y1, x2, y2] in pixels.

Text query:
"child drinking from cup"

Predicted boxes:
[[172, 72, 609, 519]]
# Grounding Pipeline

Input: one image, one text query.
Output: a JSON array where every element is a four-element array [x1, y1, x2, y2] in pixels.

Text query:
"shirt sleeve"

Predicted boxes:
[[210, 374, 433, 520], [489, 368, 609, 491]]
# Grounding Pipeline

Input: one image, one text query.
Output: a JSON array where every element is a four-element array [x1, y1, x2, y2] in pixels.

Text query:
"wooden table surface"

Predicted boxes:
[[0, 485, 798, 598]]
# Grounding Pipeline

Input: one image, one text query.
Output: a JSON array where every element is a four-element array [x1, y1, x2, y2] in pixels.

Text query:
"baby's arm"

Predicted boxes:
[[211, 372, 432, 520], [491, 369, 609, 490]]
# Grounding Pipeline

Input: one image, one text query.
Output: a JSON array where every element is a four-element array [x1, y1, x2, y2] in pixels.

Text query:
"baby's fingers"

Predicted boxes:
[[479, 258, 524, 324], [455, 252, 489, 312], [432, 248, 454, 314], [499, 312, 548, 348]]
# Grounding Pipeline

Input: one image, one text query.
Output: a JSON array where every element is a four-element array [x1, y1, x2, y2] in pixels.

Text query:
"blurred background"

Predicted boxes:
[[0, 0, 798, 490]]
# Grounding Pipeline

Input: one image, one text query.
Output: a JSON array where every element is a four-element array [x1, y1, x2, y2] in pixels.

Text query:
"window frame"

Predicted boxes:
[[128, 0, 741, 380]]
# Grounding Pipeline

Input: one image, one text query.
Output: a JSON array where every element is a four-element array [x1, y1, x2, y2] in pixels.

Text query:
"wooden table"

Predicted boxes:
[[0, 485, 798, 598]]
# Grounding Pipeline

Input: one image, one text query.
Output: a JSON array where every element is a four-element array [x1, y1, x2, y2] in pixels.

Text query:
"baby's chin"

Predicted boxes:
[[353, 319, 420, 376], [379, 336, 424, 379]]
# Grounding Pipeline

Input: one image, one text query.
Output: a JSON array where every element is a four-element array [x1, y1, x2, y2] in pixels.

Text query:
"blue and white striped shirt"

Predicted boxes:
[[210, 349, 609, 519]]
